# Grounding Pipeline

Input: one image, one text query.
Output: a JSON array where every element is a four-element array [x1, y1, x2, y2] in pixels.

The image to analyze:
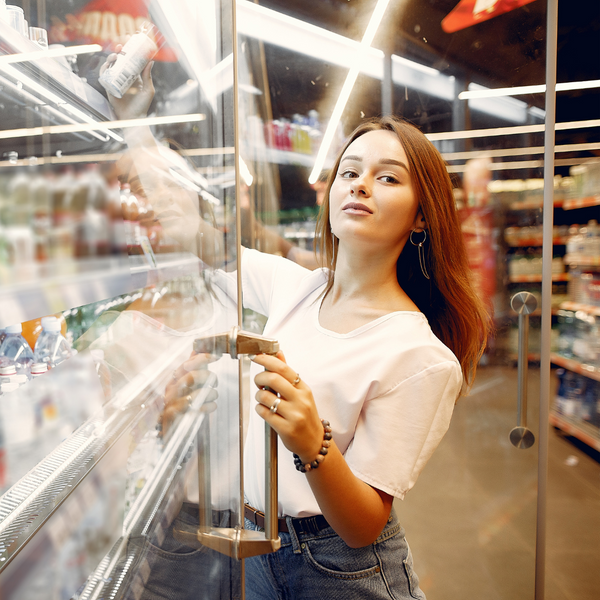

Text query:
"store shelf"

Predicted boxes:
[[0, 257, 133, 328], [562, 196, 600, 211], [550, 353, 600, 382], [508, 199, 564, 211], [508, 273, 569, 283], [559, 301, 600, 317], [505, 237, 568, 247], [549, 410, 600, 452], [563, 255, 600, 268]]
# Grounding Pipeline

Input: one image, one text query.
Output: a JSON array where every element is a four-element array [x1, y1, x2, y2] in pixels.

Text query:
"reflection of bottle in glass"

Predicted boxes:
[[33, 317, 72, 369], [99, 23, 159, 98]]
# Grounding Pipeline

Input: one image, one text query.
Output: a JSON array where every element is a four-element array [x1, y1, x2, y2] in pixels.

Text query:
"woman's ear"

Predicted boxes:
[[413, 212, 426, 231]]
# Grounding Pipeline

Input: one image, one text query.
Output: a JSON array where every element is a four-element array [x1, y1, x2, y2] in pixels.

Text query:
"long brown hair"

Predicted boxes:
[[316, 116, 490, 390]]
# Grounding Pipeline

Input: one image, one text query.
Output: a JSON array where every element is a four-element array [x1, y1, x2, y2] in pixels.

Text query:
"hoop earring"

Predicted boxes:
[[410, 229, 430, 280]]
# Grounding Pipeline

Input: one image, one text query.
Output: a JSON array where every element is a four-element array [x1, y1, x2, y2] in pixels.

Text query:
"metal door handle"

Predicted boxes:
[[175, 326, 281, 559], [509, 292, 537, 449]]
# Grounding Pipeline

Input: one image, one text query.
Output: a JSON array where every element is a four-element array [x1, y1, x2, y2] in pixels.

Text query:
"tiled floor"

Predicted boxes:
[[395, 365, 600, 600]]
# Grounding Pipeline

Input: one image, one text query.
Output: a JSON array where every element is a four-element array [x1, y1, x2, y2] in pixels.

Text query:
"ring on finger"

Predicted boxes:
[[185, 394, 193, 408], [269, 397, 281, 414], [292, 373, 301, 386]]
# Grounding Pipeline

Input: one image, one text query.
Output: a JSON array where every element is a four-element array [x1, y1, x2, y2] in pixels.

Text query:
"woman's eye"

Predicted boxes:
[[381, 175, 399, 184], [339, 170, 357, 178]]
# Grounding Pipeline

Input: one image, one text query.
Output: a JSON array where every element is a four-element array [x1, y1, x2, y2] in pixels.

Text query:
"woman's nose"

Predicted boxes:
[[350, 176, 369, 196]]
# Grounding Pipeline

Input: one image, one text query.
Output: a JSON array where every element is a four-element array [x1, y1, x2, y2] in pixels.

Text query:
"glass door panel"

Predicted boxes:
[[237, 1, 553, 598]]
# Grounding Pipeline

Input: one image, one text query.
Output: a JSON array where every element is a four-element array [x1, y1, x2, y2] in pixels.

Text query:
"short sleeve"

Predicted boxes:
[[344, 360, 462, 500], [241, 249, 315, 317]]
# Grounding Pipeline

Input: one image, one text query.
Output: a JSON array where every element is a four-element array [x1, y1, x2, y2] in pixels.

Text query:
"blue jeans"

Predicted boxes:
[[245, 507, 426, 600]]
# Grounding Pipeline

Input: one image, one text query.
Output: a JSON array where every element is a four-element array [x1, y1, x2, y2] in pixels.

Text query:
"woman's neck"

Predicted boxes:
[[326, 244, 414, 311]]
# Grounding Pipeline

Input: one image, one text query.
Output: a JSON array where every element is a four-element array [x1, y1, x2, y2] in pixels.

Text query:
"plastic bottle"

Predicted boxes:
[[33, 317, 72, 368], [0, 323, 34, 373]]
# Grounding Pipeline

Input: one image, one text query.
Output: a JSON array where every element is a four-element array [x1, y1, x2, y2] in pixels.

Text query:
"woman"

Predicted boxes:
[[239, 117, 489, 599], [102, 55, 488, 599]]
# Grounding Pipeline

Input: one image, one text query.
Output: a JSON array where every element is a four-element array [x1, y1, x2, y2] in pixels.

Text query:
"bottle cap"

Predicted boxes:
[[4, 323, 22, 334], [42, 316, 61, 332], [0, 364, 17, 375], [30, 362, 48, 375]]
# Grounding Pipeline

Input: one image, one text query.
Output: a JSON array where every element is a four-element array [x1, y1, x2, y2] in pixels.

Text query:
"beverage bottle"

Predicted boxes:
[[98, 23, 160, 98], [33, 317, 72, 368], [0, 323, 34, 374]]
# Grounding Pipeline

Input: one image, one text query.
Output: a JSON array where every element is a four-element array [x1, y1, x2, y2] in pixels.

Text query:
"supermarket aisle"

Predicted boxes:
[[396, 365, 600, 600]]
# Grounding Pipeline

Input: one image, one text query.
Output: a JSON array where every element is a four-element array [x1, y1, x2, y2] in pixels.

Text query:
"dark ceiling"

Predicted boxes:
[[258, 0, 599, 133]]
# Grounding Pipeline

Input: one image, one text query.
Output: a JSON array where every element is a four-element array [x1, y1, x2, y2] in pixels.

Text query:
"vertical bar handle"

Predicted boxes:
[[509, 292, 537, 449]]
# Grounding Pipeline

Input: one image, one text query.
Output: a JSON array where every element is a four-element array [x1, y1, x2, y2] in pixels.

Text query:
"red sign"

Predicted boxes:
[[49, 0, 177, 61], [442, 0, 538, 33]]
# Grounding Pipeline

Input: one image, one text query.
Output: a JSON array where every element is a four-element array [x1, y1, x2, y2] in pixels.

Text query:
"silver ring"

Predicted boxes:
[[172, 370, 178, 380], [269, 397, 281, 414], [292, 373, 301, 386], [185, 394, 193, 408]]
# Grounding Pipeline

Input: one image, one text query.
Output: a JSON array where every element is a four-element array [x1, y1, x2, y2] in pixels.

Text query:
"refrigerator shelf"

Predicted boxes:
[[0, 331, 194, 573], [0, 256, 133, 328], [549, 410, 600, 451]]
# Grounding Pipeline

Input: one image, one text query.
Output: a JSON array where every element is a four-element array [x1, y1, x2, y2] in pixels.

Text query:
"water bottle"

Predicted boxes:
[[0, 323, 34, 374], [33, 317, 72, 368]]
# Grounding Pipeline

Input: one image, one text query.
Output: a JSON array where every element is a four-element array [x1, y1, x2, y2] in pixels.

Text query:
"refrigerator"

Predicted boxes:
[[0, 1, 598, 599]]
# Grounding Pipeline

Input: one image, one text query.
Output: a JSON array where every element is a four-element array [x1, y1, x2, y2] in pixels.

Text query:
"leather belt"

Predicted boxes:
[[244, 504, 329, 535]]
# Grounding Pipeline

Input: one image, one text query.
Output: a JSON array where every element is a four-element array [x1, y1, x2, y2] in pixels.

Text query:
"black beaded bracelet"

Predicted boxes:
[[293, 419, 333, 473]]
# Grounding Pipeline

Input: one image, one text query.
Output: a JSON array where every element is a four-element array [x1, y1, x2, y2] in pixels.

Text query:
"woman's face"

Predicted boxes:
[[329, 130, 422, 256]]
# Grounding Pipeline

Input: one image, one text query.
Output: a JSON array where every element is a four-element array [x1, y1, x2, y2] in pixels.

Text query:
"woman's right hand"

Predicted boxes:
[[100, 44, 155, 121]]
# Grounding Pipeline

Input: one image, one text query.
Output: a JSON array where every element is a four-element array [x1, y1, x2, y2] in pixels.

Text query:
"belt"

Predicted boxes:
[[244, 504, 330, 535]]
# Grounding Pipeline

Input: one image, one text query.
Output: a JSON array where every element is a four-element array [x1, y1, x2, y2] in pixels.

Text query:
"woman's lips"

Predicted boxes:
[[342, 202, 373, 214]]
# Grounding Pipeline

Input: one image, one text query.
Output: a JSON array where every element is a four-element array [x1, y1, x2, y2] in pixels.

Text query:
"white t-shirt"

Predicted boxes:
[[241, 249, 463, 518]]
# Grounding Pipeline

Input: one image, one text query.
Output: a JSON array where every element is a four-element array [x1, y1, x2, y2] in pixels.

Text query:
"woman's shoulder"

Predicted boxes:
[[385, 312, 460, 369]]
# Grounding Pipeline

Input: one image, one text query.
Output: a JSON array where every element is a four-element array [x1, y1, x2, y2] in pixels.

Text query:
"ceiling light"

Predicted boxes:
[[0, 44, 102, 66], [459, 79, 600, 100], [308, 0, 391, 184]]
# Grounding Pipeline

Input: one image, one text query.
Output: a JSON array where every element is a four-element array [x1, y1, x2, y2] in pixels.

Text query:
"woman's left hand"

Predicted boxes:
[[252, 352, 324, 463]]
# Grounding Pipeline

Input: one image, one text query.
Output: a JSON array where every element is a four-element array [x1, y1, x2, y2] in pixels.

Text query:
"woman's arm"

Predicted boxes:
[[252, 352, 393, 548]]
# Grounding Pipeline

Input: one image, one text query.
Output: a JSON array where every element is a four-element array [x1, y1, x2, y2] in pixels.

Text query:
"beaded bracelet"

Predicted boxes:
[[293, 420, 332, 473]]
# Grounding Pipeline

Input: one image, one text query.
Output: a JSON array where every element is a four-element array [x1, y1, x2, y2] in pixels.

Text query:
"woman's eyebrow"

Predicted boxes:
[[379, 158, 409, 172], [340, 155, 409, 173]]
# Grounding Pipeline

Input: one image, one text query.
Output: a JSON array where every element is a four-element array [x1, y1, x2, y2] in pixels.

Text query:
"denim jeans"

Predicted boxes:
[[244, 507, 426, 600], [120, 505, 242, 600]]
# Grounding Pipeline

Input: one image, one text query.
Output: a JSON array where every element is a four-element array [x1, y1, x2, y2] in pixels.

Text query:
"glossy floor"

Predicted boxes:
[[396, 365, 600, 600]]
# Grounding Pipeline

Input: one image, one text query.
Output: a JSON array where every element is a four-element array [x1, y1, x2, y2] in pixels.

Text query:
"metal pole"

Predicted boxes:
[[536, 1, 558, 598]]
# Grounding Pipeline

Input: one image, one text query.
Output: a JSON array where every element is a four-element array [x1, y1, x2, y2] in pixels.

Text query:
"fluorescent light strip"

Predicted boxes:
[[427, 119, 600, 142], [0, 63, 123, 143], [442, 142, 600, 162], [308, 0, 391, 184], [447, 156, 600, 173], [0, 44, 102, 66], [459, 79, 600, 100], [0, 114, 206, 141]]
